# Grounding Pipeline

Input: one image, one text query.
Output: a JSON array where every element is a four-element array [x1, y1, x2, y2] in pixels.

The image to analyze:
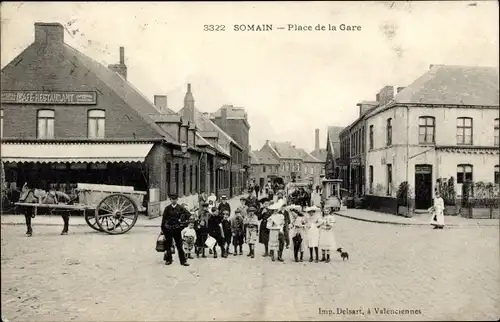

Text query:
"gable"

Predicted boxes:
[[1, 41, 175, 141]]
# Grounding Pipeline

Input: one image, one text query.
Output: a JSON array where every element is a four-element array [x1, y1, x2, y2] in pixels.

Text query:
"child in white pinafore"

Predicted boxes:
[[181, 222, 197, 259], [318, 207, 337, 263], [305, 206, 321, 263]]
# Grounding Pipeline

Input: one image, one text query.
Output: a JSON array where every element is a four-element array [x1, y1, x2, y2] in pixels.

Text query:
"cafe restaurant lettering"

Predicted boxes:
[[1, 91, 97, 105]]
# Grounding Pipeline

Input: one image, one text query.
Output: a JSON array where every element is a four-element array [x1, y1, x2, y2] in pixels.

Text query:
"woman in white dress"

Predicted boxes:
[[429, 191, 445, 229], [305, 206, 321, 263], [318, 207, 336, 263]]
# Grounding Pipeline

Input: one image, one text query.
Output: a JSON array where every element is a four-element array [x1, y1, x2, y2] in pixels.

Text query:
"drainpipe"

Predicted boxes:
[[197, 151, 204, 195]]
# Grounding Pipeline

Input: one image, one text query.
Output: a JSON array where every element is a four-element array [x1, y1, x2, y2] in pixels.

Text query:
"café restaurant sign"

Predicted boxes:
[[1, 91, 97, 105]]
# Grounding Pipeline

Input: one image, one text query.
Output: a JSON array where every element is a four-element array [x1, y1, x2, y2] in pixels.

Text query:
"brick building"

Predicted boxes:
[[179, 99, 243, 198], [364, 65, 499, 211], [298, 148, 324, 187], [210, 105, 251, 194], [0, 22, 221, 214], [338, 101, 378, 196], [249, 150, 279, 189]]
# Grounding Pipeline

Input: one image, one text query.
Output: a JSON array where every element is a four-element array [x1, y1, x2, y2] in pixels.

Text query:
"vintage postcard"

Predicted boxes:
[[1, 1, 498, 321]]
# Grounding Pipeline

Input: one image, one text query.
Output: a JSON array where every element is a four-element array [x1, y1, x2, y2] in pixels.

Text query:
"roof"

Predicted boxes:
[[297, 148, 322, 163], [211, 105, 248, 119], [310, 148, 327, 162], [394, 65, 499, 106], [269, 141, 302, 159], [179, 108, 242, 151], [327, 126, 343, 158], [250, 150, 279, 165], [62, 44, 179, 143]]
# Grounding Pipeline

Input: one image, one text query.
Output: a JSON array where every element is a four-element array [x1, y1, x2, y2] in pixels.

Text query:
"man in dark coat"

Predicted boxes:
[[161, 194, 191, 266], [254, 183, 260, 197], [258, 201, 271, 257], [208, 208, 227, 258]]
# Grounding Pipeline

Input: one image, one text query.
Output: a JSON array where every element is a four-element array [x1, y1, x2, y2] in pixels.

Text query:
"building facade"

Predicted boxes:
[[210, 105, 251, 196], [249, 150, 280, 189], [364, 65, 500, 210], [260, 141, 303, 183], [179, 96, 243, 199], [0, 22, 224, 215], [338, 101, 378, 196]]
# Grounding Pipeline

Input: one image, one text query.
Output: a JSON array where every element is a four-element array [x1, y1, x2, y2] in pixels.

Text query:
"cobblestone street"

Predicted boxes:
[[2, 215, 498, 321]]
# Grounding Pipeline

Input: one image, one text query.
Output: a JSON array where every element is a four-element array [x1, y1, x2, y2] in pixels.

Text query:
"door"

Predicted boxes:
[[415, 165, 432, 209]]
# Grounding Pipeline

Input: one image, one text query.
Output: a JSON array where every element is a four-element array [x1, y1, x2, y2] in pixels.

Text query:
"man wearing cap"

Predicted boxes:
[[161, 194, 191, 266], [218, 195, 231, 216]]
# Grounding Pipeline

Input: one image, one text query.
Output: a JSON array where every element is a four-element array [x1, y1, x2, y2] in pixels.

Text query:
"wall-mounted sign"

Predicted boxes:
[[1, 91, 97, 105]]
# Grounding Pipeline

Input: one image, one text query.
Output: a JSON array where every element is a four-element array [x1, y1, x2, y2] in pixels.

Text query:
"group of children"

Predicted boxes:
[[176, 194, 339, 263]]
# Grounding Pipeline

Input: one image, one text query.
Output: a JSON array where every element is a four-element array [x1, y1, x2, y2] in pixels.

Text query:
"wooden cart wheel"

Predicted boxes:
[[94, 194, 138, 235], [85, 210, 104, 232]]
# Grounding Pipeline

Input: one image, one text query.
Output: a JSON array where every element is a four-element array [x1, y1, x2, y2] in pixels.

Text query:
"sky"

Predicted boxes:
[[1, 1, 498, 152]]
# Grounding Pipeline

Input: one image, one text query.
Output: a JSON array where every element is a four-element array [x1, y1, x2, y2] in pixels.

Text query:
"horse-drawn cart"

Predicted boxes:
[[15, 183, 146, 235]]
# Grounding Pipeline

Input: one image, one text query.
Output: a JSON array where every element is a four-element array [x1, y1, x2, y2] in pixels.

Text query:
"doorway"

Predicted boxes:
[[415, 164, 433, 209]]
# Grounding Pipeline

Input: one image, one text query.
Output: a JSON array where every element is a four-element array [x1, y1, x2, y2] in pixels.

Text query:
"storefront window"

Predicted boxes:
[[88, 110, 105, 138], [37, 109, 55, 139]]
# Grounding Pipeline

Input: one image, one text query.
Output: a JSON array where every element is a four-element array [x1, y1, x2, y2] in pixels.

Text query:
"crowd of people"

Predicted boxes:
[[159, 191, 338, 267]]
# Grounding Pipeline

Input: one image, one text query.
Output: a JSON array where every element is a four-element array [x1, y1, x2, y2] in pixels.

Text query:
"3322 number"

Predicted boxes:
[[204, 25, 226, 32]]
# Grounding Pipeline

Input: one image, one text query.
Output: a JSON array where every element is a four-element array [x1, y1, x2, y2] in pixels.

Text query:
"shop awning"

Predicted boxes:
[[0, 142, 155, 163]]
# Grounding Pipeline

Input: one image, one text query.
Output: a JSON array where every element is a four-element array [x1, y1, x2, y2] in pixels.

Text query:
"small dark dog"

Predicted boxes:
[[337, 248, 349, 260]]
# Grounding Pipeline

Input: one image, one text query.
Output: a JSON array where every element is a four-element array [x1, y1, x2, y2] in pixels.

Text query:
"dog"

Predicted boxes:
[[337, 248, 349, 260]]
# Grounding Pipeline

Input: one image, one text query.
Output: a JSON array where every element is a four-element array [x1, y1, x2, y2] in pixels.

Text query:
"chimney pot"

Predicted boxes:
[[119, 47, 125, 65], [315, 128, 320, 150], [187, 83, 191, 93], [154, 95, 168, 114], [34, 22, 64, 44]]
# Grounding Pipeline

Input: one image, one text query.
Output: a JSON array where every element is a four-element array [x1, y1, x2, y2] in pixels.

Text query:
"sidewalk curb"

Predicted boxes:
[[334, 212, 498, 228]]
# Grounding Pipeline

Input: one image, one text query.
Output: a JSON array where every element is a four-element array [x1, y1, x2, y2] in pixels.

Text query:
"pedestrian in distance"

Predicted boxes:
[[161, 194, 191, 266], [245, 206, 259, 258], [318, 205, 337, 263], [181, 221, 197, 260], [231, 208, 245, 255], [305, 206, 321, 263]]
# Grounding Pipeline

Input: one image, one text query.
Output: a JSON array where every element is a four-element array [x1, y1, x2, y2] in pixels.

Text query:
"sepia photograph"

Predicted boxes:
[[0, 1, 499, 321]]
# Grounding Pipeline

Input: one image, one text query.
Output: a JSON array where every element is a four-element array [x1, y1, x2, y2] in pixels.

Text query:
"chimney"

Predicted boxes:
[[182, 83, 195, 123], [108, 47, 127, 79], [397, 87, 406, 93], [314, 128, 320, 150], [120, 47, 125, 65], [154, 95, 168, 114], [376, 93, 380, 102], [220, 106, 228, 131], [266, 140, 270, 145], [35, 22, 64, 44]]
